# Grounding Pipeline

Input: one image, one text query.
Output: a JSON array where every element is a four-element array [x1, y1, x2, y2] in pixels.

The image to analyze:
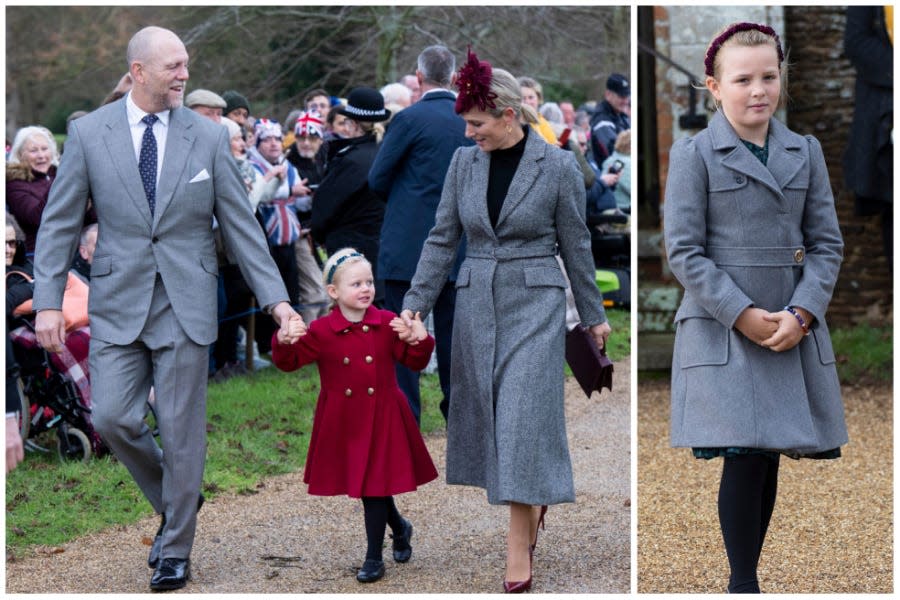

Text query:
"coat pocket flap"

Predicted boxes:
[[91, 255, 112, 277], [524, 266, 567, 288], [454, 266, 471, 288], [675, 316, 729, 368], [811, 325, 837, 365], [200, 254, 219, 275]]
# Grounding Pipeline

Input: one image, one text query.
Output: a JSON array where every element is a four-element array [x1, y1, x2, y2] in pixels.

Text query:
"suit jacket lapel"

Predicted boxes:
[[102, 100, 153, 227], [495, 129, 543, 227], [154, 108, 194, 227]]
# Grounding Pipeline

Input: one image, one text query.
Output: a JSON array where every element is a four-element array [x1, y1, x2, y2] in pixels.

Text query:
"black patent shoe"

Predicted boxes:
[[356, 558, 385, 583], [391, 518, 413, 563], [149, 493, 205, 569], [150, 557, 191, 591]]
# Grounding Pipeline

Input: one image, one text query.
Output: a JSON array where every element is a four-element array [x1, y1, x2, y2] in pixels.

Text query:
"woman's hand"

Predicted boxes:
[[734, 307, 778, 345], [589, 321, 612, 350], [760, 309, 807, 352]]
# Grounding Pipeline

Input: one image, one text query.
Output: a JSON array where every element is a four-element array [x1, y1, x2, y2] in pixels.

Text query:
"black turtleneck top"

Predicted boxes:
[[486, 126, 529, 228]]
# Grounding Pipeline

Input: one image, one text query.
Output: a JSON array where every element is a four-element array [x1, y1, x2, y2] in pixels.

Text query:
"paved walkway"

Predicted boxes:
[[6, 359, 631, 594]]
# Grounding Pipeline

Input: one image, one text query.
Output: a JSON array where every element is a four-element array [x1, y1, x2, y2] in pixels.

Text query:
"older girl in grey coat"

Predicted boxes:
[[400, 50, 610, 593], [664, 23, 847, 593]]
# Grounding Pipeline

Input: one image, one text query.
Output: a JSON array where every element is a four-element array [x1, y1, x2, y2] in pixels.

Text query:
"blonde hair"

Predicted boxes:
[[323, 248, 370, 286], [613, 129, 631, 154], [9, 126, 59, 168], [488, 68, 539, 125]]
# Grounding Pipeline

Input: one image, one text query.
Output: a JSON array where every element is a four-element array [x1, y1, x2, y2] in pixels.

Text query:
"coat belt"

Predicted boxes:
[[706, 245, 806, 267], [466, 245, 558, 261]]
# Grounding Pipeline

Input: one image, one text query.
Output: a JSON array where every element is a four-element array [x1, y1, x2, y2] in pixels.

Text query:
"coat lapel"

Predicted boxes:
[[153, 108, 194, 227], [710, 111, 785, 206], [467, 148, 495, 238], [102, 100, 152, 227], [495, 129, 543, 228], [765, 118, 805, 191]]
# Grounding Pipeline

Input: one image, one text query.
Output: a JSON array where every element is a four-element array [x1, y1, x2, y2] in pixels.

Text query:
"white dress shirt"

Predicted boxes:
[[126, 92, 170, 186]]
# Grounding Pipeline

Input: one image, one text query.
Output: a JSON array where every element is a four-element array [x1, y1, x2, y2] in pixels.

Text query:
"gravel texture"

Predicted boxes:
[[6, 359, 631, 594], [637, 379, 893, 594]]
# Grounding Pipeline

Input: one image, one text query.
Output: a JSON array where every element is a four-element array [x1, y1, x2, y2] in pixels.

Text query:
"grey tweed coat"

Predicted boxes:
[[404, 128, 606, 505], [664, 111, 847, 455]]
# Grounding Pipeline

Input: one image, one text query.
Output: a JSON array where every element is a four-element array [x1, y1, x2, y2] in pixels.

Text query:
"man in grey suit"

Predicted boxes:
[[33, 26, 304, 591]]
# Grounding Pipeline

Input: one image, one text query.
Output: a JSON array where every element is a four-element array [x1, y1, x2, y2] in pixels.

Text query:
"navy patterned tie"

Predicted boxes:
[[139, 114, 159, 215]]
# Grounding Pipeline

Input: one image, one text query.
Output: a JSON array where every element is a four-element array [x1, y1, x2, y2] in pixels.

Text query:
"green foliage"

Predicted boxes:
[[603, 308, 631, 362], [5, 364, 446, 557], [830, 323, 892, 384]]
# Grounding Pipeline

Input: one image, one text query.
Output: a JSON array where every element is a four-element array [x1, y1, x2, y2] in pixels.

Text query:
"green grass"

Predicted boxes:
[[830, 323, 892, 384], [6, 310, 631, 556]]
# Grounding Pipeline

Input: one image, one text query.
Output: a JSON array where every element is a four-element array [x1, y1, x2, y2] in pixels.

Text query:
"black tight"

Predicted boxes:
[[361, 496, 404, 561], [718, 453, 780, 593]]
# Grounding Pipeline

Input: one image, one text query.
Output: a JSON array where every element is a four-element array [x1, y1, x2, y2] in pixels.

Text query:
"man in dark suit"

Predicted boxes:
[[368, 45, 473, 424], [33, 26, 304, 591]]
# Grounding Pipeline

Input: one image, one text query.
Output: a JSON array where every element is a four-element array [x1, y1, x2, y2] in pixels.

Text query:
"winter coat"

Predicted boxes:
[[270, 305, 438, 497], [403, 127, 606, 505], [6, 164, 56, 253], [664, 111, 847, 454]]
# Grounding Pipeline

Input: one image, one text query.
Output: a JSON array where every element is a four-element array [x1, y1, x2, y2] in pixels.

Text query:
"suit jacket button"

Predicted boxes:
[[794, 248, 804, 263], [345, 388, 353, 397], [365, 356, 373, 364], [367, 388, 374, 396], [362, 325, 370, 332], [735, 176, 744, 184], [152, 236, 159, 243]]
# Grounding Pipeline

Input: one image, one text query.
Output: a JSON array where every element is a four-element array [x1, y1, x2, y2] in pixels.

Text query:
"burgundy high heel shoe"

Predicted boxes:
[[503, 552, 532, 593]]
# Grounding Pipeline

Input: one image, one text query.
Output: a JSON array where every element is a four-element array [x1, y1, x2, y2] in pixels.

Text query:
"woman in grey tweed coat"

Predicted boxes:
[[664, 23, 846, 593], [400, 52, 610, 593]]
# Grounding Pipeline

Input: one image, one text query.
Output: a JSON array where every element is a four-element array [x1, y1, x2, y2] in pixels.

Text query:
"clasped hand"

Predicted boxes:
[[734, 307, 807, 352], [394, 310, 428, 345], [272, 302, 307, 345]]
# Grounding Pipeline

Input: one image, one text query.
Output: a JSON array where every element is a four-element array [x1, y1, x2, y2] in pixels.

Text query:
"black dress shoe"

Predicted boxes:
[[150, 557, 191, 591], [356, 558, 385, 583], [391, 518, 413, 563], [149, 493, 205, 569]]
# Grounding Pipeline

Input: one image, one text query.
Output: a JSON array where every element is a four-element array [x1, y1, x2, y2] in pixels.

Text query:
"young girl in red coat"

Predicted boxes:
[[272, 247, 438, 584]]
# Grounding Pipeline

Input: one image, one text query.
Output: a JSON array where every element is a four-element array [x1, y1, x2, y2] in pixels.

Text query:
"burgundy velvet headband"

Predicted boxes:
[[704, 22, 784, 77]]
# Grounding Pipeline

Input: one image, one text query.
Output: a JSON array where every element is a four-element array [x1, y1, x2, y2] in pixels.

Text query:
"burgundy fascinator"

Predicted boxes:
[[454, 47, 498, 114], [704, 22, 784, 77]]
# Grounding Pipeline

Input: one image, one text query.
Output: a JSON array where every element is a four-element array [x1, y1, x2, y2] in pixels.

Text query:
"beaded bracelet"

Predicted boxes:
[[784, 306, 810, 336]]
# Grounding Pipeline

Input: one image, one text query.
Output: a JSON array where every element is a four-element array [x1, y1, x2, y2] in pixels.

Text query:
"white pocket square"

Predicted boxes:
[[189, 169, 210, 183]]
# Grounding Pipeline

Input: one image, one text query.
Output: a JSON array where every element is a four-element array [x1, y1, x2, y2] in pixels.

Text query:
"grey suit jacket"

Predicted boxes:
[[404, 128, 605, 504], [664, 111, 847, 453], [33, 98, 288, 346]]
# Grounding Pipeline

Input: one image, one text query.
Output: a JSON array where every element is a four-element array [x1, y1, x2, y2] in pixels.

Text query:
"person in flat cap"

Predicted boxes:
[[311, 87, 390, 306], [588, 73, 630, 164], [185, 89, 226, 123], [222, 90, 251, 128]]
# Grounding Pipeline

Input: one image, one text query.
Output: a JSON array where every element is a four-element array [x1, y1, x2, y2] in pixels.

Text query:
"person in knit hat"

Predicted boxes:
[[222, 90, 251, 128]]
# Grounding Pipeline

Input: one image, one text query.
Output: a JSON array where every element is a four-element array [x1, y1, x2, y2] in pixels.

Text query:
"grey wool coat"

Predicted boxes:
[[404, 128, 606, 505], [664, 111, 847, 455]]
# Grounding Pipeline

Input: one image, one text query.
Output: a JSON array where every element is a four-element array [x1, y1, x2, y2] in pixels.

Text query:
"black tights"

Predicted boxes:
[[718, 453, 780, 593], [361, 496, 404, 561]]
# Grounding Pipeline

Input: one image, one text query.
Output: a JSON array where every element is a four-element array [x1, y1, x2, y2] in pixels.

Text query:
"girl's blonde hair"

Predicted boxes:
[[323, 247, 370, 286], [488, 68, 539, 125]]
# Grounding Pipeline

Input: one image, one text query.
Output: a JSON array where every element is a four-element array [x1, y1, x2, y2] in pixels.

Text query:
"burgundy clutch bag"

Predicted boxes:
[[565, 325, 613, 398]]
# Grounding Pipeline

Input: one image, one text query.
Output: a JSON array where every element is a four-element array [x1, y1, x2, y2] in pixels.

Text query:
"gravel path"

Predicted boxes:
[[6, 359, 631, 594], [637, 379, 893, 594]]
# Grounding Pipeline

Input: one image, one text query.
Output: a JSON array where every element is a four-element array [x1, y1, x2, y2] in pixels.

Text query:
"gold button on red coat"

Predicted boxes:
[[365, 356, 373, 364], [343, 357, 350, 365], [362, 325, 370, 332], [345, 389, 352, 397], [367, 388, 374, 395]]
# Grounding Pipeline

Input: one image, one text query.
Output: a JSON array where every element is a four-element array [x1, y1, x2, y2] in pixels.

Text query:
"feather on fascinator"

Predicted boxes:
[[454, 47, 498, 114]]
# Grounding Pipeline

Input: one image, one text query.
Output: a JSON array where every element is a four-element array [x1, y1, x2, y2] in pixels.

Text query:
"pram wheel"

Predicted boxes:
[[56, 426, 92, 463]]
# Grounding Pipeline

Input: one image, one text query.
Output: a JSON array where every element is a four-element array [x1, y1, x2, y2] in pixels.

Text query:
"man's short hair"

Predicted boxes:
[[417, 45, 455, 88]]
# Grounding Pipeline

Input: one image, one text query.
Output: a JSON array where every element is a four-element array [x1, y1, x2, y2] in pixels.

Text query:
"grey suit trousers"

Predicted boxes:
[[90, 275, 207, 560]]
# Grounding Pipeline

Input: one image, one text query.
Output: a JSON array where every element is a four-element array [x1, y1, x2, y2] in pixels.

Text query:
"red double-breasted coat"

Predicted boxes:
[[271, 306, 438, 497]]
